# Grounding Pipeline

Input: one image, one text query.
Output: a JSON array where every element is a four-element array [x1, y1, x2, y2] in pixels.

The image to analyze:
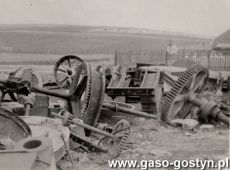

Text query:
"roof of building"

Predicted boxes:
[[212, 29, 230, 50]]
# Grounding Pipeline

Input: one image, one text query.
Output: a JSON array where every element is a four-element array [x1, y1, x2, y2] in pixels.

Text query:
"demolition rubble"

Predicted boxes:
[[0, 55, 229, 170]]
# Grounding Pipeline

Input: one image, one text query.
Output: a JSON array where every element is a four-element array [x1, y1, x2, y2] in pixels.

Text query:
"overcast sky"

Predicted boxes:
[[0, 0, 229, 36]]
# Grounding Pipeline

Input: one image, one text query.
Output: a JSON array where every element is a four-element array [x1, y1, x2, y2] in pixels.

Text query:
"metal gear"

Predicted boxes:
[[80, 64, 92, 116], [68, 63, 105, 136], [227, 76, 230, 90], [161, 64, 209, 122], [82, 66, 105, 136], [118, 128, 132, 151], [98, 119, 132, 156]]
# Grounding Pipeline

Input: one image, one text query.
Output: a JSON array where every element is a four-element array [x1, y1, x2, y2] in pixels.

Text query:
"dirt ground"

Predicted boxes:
[[57, 117, 229, 170], [57, 91, 229, 170]]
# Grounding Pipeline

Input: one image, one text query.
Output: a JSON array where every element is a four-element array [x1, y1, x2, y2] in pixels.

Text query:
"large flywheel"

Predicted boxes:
[[68, 63, 105, 136], [54, 55, 85, 88], [161, 64, 209, 122]]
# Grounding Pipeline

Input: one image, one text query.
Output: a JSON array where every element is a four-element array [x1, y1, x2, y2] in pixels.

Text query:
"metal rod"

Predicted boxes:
[[219, 103, 230, 112], [103, 102, 157, 119], [33, 87, 69, 99], [50, 112, 114, 138], [187, 95, 202, 107], [217, 113, 230, 126], [223, 112, 230, 117], [163, 73, 176, 87]]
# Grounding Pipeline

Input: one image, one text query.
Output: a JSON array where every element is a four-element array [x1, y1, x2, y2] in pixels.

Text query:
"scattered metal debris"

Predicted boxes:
[[0, 55, 229, 169]]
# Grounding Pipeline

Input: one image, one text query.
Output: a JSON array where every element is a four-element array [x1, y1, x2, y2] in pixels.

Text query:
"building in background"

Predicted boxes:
[[212, 29, 230, 55]]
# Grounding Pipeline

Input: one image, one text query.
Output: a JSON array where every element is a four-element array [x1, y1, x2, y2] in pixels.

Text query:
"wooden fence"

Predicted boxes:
[[114, 49, 230, 71]]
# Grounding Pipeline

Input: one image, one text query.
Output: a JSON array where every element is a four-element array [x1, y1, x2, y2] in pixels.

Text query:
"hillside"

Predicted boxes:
[[0, 25, 212, 55]]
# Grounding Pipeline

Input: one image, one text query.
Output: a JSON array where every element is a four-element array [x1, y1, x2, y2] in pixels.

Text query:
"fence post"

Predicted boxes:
[[114, 50, 118, 65], [182, 48, 185, 58], [207, 50, 211, 69], [165, 49, 168, 65], [129, 50, 133, 66]]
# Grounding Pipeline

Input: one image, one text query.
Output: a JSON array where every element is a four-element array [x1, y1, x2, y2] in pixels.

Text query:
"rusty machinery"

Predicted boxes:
[[161, 64, 229, 126], [52, 56, 171, 116], [1, 55, 228, 153], [0, 60, 106, 134], [35, 62, 157, 120], [0, 58, 157, 154], [0, 66, 43, 116], [0, 57, 157, 122], [51, 55, 157, 118], [1, 57, 228, 127], [0, 63, 129, 154], [105, 64, 165, 115]]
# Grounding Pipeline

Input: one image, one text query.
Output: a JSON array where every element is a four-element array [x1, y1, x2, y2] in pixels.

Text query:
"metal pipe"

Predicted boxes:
[[50, 112, 114, 138], [33, 87, 69, 99], [0, 80, 8, 85], [103, 102, 157, 119], [216, 112, 230, 126], [219, 104, 230, 112], [223, 112, 230, 117], [24, 104, 31, 116], [188, 95, 229, 126], [187, 95, 202, 107]]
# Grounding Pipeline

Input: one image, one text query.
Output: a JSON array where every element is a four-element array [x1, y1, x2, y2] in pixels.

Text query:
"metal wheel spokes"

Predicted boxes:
[[54, 55, 85, 88], [68, 62, 90, 118], [187, 71, 208, 93], [69, 63, 88, 97], [161, 65, 209, 122]]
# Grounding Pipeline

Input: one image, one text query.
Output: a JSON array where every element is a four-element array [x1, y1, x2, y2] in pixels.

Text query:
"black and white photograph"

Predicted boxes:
[[0, 0, 229, 169]]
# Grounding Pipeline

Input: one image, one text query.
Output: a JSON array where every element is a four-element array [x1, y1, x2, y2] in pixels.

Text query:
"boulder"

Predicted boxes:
[[199, 124, 214, 130], [170, 119, 199, 130]]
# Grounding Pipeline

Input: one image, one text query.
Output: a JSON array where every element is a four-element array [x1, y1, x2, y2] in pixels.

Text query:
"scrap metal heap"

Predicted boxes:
[[0, 55, 157, 170], [0, 55, 229, 169]]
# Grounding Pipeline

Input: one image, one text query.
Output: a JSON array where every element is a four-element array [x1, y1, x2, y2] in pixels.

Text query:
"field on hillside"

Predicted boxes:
[[0, 53, 113, 65], [0, 25, 211, 55]]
